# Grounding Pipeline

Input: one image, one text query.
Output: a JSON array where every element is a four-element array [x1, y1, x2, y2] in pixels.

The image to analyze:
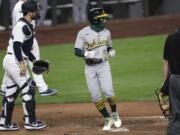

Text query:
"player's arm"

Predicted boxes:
[[23, 48, 36, 62], [13, 41, 27, 76], [13, 41, 23, 62], [13, 25, 27, 75], [107, 30, 115, 57], [22, 25, 36, 62], [163, 34, 172, 80], [163, 60, 169, 81], [74, 31, 85, 57], [74, 48, 84, 57]]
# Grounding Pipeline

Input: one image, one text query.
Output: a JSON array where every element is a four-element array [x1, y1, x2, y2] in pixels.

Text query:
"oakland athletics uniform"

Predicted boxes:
[[74, 7, 122, 131], [75, 26, 114, 102]]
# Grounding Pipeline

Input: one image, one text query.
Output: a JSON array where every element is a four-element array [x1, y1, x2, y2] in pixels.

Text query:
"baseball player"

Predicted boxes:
[[1, 0, 57, 96], [74, 8, 122, 130], [0, 0, 46, 130]]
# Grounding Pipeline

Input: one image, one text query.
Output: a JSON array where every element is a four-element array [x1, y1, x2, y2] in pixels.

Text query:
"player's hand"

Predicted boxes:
[[109, 49, 116, 57], [84, 50, 96, 59], [19, 61, 26, 75]]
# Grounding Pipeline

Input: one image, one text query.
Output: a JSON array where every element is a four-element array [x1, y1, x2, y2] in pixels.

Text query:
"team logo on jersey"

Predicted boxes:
[[85, 39, 108, 50]]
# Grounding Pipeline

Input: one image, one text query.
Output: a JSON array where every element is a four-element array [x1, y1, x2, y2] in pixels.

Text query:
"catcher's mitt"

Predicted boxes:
[[155, 76, 170, 119], [32, 60, 49, 75]]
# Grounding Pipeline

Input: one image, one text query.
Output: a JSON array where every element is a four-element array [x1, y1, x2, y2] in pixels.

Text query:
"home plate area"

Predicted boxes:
[[104, 127, 129, 132]]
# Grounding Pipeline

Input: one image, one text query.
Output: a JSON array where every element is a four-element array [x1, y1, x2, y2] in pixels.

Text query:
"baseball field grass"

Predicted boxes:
[[0, 34, 167, 104]]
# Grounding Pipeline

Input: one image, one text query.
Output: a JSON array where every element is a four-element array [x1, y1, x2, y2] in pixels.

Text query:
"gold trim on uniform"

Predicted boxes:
[[95, 99, 105, 110], [107, 96, 117, 105], [85, 39, 108, 50]]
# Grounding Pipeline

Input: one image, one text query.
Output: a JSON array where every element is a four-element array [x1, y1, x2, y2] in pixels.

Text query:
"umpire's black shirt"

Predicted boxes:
[[164, 28, 180, 75]]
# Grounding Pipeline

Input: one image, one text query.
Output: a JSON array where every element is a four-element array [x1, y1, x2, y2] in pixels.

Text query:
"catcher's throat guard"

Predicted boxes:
[[32, 60, 49, 75]]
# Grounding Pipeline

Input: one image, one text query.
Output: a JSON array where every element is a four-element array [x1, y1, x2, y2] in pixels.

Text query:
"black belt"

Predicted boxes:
[[85, 58, 106, 66], [7, 52, 12, 55]]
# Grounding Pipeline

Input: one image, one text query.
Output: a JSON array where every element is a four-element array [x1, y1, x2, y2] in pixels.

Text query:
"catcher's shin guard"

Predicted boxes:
[[4, 97, 15, 125], [21, 78, 37, 124], [1, 96, 7, 117], [3, 85, 19, 125], [23, 100, 36, 124]]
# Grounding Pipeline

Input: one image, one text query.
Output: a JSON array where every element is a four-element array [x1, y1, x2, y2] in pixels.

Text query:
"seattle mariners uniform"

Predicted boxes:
[[0, 0, 46, 131], [1, 0, 57, 96], [74, 8, 121, 130]]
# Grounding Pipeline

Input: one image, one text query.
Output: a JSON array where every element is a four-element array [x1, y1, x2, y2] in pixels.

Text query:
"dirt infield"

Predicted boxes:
[[0, 102, 166, 135]]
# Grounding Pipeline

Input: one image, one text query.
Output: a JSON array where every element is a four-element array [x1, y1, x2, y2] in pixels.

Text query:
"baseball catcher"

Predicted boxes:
[[155, 75, 170, 118], [32, 60, 49, 75]]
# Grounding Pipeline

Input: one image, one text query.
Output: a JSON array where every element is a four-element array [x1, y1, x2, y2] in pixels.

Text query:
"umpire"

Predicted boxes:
[[163, 28, 180, 135]]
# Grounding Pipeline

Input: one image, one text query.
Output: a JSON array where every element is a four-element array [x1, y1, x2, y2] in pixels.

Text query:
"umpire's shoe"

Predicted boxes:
[[40, 89, 58, 96], [0, 117, 19, 131], [24, 120, 47, 130]]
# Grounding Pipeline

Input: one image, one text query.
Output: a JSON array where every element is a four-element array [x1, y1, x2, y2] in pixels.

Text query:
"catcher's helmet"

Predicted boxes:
[[88, 8, 108, 25], [22, 0, 39, 14]]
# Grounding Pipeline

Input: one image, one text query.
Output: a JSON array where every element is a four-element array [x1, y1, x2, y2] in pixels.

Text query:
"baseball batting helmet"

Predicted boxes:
[[88, 8, 109, 25]]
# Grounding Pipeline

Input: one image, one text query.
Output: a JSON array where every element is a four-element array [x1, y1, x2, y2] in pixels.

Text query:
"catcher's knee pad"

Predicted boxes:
[[21, 78, 36, 101], [107, 96, 117, 106], [5, 84, 18, 98], [95, 99, 105, 111], [6, 88, 19, 103]]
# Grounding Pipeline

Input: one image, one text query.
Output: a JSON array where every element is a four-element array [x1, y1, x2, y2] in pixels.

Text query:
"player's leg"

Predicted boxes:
[[8, 65, 46, 130], [72, 0, 81, 23], [85, 65, 112, 130], [98, 62, 122, 128], [167, 75, 180, 135], [0, 75, 6, 95], [0, 55, 19, 131], [79, 0, 88, 23], [0, 75, 6, 119], [0, 76, 19, 130], [29, 38, 57, 96], [3, 55, 46, 130], [20, 78, 46, 130]]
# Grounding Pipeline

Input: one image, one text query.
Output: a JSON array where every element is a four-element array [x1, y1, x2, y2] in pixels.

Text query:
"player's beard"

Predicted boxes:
[[31, 12, 40, 20]]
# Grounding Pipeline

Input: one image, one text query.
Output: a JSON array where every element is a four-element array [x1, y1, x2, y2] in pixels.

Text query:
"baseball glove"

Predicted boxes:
[[155, 89, 169, 118], [32, 60, 49, 75]]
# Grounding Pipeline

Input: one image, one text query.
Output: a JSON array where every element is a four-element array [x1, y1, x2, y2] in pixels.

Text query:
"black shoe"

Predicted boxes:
[[24, 120, 47, 130], [0, 123, 19, 131], [40, 89, 57, 96]]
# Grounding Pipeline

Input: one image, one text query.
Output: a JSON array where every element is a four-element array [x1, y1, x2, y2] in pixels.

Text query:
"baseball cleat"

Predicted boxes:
[[102, 117, 113, 131], [0, 122, 19, 131], [24, 120, 47, 130], [111, 112, 122, 128], [40, 89, 58, 96]]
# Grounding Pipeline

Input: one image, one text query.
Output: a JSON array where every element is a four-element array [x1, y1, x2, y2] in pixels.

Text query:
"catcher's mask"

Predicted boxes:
[[22, 0, 40, 20], [88, 8, 109, 26]]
